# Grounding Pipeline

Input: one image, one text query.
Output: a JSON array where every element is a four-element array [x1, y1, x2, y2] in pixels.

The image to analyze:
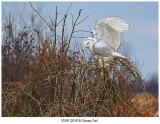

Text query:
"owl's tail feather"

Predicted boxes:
[[112, 52, 127, 59], [98, 53, 129, 67]]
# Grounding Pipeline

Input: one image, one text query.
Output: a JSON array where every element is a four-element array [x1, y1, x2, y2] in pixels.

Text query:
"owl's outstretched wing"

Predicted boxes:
[[101, 17, 130, 32], [97, 17, 130, 51], [92, 25, 98, 39]]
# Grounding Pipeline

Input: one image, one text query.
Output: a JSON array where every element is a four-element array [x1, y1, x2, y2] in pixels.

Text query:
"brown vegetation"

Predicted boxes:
[[2, 3, 157, 117], [131, 93, 158, 117]]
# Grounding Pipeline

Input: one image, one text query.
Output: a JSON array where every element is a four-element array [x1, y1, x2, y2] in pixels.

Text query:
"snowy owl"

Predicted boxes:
[[84, 16, 130, 67]]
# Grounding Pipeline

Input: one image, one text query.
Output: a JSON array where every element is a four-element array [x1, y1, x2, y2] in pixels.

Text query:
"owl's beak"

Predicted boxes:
[[84, 40, 88, 48]]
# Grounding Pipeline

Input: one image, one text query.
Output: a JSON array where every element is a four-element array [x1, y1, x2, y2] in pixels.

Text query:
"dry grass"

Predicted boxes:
[[2, 3, 157, 117], [131, 93, 158, 117]]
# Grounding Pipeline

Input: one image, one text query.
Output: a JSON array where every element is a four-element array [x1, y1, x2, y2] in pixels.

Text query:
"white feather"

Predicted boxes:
[[84, 16, 129, 66]]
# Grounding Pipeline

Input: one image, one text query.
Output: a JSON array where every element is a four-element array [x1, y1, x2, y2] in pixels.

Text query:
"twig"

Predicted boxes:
[[117, 58, 150, 116], [76, 15, 89, 26], [66, 2, 73, 14], [49, 16, 55, 26], [72, 36, 88, 38], [73, 30, 92, 33], [54, 6, 58, 47], [65, 9, 83, 57], [29, 2, 54, 32], [89, 25, 94, 37], [18, 84, 45, 116]]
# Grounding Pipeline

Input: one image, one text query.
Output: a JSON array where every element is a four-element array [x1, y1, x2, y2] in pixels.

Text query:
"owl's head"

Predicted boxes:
[[84, 37, 94, 48]]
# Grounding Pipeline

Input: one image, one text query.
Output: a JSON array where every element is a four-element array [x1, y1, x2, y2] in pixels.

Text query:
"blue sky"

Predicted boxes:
[[2, 2, 158, 81]]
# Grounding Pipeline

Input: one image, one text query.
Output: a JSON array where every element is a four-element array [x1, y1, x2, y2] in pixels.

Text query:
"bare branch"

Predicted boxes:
[[54, 6, 58, 46], [57, 17, 64, 26], [65, 9, 83, 56], [48, 34, 62, 40], [66, 2, 73, 14], [76, 15, 89, 26], [49, 16, 55, 26], [72, 36, 88, 38], [71, 13, 74, 27], [61, 14, 67, 50], [89, 25, 94, 37], [29, 2, 54, 32], [57, 2, 73, 26], [73, 30, 92, 33]]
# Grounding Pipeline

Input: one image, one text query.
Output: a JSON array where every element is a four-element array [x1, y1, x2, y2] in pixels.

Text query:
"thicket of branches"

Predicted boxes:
[[2, 3, 152, 117]]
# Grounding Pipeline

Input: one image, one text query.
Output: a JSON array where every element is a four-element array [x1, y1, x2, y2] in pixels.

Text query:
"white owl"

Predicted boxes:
[[84, 17, 130, 67]]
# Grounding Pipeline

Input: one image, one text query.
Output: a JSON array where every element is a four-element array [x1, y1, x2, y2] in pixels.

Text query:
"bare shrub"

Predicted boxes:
[[2, 3, 154, 117]]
